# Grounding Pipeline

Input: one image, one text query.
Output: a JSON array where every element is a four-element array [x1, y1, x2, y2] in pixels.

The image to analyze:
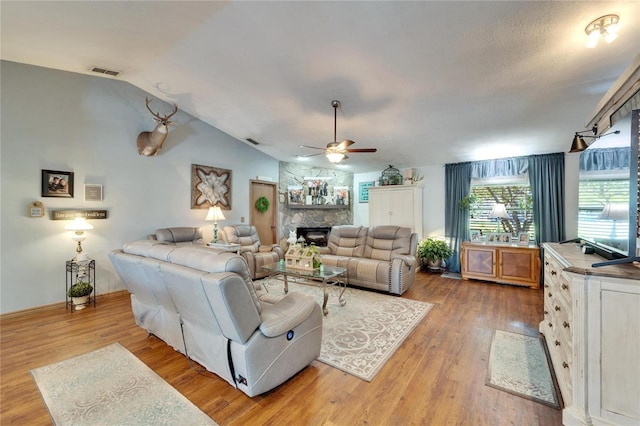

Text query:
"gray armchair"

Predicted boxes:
[[219, 225, 284, 280]]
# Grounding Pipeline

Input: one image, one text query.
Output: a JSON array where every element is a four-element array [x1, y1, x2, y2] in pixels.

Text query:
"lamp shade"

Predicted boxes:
[[489, 203, 510, 219], [569, 134, 589, 153], [599, 203, 628, 221], [65, 217, 93, 232], [205, 206, 225, 221]]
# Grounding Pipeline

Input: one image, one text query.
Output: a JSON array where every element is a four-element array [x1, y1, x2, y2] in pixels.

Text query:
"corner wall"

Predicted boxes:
[[0, 61, 279, 314]]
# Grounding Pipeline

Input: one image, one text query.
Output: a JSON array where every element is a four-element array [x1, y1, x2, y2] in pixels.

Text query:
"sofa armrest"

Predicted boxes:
[[391, 254, 416, 268], [259, 293, 317, 338], [318, 247, 331, 255]]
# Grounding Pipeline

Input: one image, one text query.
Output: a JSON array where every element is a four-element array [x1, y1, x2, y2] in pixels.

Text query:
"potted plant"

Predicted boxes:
[[68, 280, 93, 310], [417, 237, 453, 270]]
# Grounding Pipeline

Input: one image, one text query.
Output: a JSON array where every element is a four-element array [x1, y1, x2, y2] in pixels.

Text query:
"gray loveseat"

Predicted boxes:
[[109, 239, 322, 397], [318, 225, 418, 295]]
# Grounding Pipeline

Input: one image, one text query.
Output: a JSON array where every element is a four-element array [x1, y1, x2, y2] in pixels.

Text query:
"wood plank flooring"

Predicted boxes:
[[0, 273, 562, 425]]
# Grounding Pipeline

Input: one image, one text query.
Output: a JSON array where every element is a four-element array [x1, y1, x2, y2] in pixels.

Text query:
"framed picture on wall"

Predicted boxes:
[[191, 164, 232, 209], [84, 184, 103, 201], [359, 181, 375, 203], [41, 170, 74, 198]]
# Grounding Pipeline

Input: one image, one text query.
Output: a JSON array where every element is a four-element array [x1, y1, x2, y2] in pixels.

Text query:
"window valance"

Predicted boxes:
[[579, 147, 630, 172], [470, 156, 529, 179]]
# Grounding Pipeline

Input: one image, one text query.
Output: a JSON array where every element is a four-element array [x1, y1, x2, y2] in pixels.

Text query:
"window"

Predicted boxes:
[[466, 175, 534, 240], [578, 174, 629, 242]]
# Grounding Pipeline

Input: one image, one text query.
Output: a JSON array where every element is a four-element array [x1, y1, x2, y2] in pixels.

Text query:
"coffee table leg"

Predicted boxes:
[[337, 280, 347, 306], [322, 281, 329, 315], [283, 274, 289, 294]]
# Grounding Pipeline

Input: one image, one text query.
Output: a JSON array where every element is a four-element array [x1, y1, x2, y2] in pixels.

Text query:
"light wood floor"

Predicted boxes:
[[1, 272, 562, 425]]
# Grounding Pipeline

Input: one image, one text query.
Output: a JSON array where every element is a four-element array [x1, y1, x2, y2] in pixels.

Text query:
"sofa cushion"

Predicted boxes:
[[364, 226, 413, 260], [154, 227, 204, 245], [122, 240, 171, 257], [326, 225, 367, 258]]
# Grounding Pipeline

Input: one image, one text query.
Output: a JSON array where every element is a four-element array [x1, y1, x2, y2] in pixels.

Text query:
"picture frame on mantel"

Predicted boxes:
[[41, 170, 74, 198]]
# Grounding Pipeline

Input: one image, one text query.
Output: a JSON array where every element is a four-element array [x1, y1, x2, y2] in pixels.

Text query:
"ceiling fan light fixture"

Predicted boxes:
[[326, 151, 346, 163], [584, 14, 620, 48]]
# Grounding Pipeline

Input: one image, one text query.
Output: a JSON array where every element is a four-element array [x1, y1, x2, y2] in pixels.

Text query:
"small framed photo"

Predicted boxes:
[[84, 184, 103, 201], [498, 233, 511, 244], [470, 230, 481, 242], [42, 170, 74, 198], [487, 233, 498, 243], [517, 232, 529, 246]]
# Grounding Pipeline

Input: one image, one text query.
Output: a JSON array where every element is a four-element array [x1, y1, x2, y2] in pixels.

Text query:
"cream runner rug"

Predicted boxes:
[[31, 343, 217, 425], [486, 330, 561, 408], [261, 278, 434, 382]]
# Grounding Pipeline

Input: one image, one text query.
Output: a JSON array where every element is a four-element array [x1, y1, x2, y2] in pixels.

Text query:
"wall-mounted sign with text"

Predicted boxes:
[[50, 209, 108, 220]]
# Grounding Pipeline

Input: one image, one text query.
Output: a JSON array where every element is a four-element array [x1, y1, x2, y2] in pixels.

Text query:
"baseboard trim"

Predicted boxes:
[[0, 290, 129, 320]]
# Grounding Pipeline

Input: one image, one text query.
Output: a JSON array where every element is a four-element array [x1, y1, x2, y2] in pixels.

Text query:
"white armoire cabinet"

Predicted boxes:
[[368, 184, 423, 237], [541, 243, 640, 425]]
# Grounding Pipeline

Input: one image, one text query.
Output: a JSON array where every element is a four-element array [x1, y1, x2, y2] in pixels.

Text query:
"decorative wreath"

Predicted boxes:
[[255, 196, 270, 213]]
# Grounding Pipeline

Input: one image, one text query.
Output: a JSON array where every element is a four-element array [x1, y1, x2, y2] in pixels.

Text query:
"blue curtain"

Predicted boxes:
[[528, 153, 566, 244], [445, 162, 472, 272]]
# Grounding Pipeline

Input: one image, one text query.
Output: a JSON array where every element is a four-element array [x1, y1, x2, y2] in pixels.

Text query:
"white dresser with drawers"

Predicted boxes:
[[541, 243, 640, 425]]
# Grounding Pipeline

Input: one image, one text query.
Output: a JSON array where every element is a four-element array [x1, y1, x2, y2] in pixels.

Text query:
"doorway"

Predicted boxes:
[[250, 180, 278, 245]]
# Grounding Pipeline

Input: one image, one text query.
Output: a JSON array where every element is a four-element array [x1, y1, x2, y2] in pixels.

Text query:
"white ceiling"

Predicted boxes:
[[2, 1, 639, 172]]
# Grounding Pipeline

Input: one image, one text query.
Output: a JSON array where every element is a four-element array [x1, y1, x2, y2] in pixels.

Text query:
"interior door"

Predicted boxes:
[[250, 180, 277, 245]]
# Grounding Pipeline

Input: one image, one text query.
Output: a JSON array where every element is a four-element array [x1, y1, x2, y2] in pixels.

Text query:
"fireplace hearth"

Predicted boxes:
[[296, 227, 332, 247]]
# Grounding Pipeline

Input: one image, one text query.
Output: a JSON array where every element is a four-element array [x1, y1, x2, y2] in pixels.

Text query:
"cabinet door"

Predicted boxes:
[[498, 247, 540, 287], [388, 189, 415, 229], [368, 189, 389, 226], [462, 245, 497, 279]]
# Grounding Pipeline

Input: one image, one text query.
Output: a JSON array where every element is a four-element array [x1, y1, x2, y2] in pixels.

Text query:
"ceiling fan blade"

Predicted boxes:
[[298, 152, 324, 158], [336, 139, 355, 150], [299, 145, 326, 151], [346, 148, 377, 153]]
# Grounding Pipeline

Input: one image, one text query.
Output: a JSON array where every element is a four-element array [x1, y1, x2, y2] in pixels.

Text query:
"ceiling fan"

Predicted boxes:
[[299, 100, 377, 163]]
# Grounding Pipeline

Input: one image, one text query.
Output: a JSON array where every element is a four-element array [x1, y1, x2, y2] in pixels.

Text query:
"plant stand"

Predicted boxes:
[[66, 259, 96, 312]]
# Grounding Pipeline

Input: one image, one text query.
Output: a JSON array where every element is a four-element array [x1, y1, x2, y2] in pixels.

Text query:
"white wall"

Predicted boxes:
[[0, 61, 279, 314]]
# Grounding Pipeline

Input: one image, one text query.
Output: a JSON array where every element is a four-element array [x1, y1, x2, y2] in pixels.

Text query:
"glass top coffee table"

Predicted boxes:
[[262, 263, 347, 315]]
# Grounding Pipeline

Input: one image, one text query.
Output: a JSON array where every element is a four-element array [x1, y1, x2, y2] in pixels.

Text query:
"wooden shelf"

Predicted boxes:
[[287, 204, 349, 210]]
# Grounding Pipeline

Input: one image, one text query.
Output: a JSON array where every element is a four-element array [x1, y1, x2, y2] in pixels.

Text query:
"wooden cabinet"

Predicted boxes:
[[368, 184, 423, 236], [541, 243, 640, 425], [460, 242, 540, 288]]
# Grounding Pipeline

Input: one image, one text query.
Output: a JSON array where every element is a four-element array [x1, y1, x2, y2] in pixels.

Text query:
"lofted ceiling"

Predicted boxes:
[[2, 1, 639, 173]]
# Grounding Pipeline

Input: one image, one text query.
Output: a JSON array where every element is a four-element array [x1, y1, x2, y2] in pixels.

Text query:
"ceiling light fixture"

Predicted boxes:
[[585, 14, 620, 48], [569, 126, 621, 153], [326, 151, 346, 163]]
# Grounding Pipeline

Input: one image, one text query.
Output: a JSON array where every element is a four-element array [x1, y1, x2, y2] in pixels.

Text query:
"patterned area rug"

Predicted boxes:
[[31, 343, 217, 425], [486, 330, 561, 408], [261, 278, 434, 381]]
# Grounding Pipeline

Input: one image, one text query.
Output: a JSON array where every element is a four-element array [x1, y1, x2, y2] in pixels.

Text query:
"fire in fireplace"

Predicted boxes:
[[296, 227, 332, 247]]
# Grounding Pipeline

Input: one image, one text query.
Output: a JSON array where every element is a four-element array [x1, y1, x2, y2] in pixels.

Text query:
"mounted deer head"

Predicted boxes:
[[136, 97, 178, 156]]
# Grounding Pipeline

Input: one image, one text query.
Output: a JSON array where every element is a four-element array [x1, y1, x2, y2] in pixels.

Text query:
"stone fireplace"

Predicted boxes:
[[296, 227, 332, 247]]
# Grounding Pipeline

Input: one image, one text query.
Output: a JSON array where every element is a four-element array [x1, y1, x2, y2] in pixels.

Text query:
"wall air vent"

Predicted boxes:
[[90, 66, 121, 77], [246, 138, 260, 145]]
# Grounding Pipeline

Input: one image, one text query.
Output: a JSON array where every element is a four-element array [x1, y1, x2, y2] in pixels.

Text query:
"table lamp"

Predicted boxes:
[[490, 203, 510, 232], [65, 217, 93, 260], [205, 206, 226, 243]]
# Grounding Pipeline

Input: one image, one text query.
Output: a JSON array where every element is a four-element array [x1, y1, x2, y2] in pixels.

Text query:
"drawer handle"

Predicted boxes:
[[548, 292, 552, 297], [562, 284, 568, 290], [551, 270, 557, 276], [563, 321, 570, 329], [548, 322, 553, 327], [554, 340, 560, 346], [555, 306, 561, 311], [545, 261, 549, 266], [544, 310, 549, 315], [544, 284, 549, 288], [562, 362, 569, 369]]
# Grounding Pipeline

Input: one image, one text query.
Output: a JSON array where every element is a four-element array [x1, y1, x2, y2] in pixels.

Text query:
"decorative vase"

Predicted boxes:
[[72, 296, 90, 310]]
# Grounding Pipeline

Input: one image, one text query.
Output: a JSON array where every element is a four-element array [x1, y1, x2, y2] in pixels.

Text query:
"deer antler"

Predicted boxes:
[[145, 97, 178, 121]]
